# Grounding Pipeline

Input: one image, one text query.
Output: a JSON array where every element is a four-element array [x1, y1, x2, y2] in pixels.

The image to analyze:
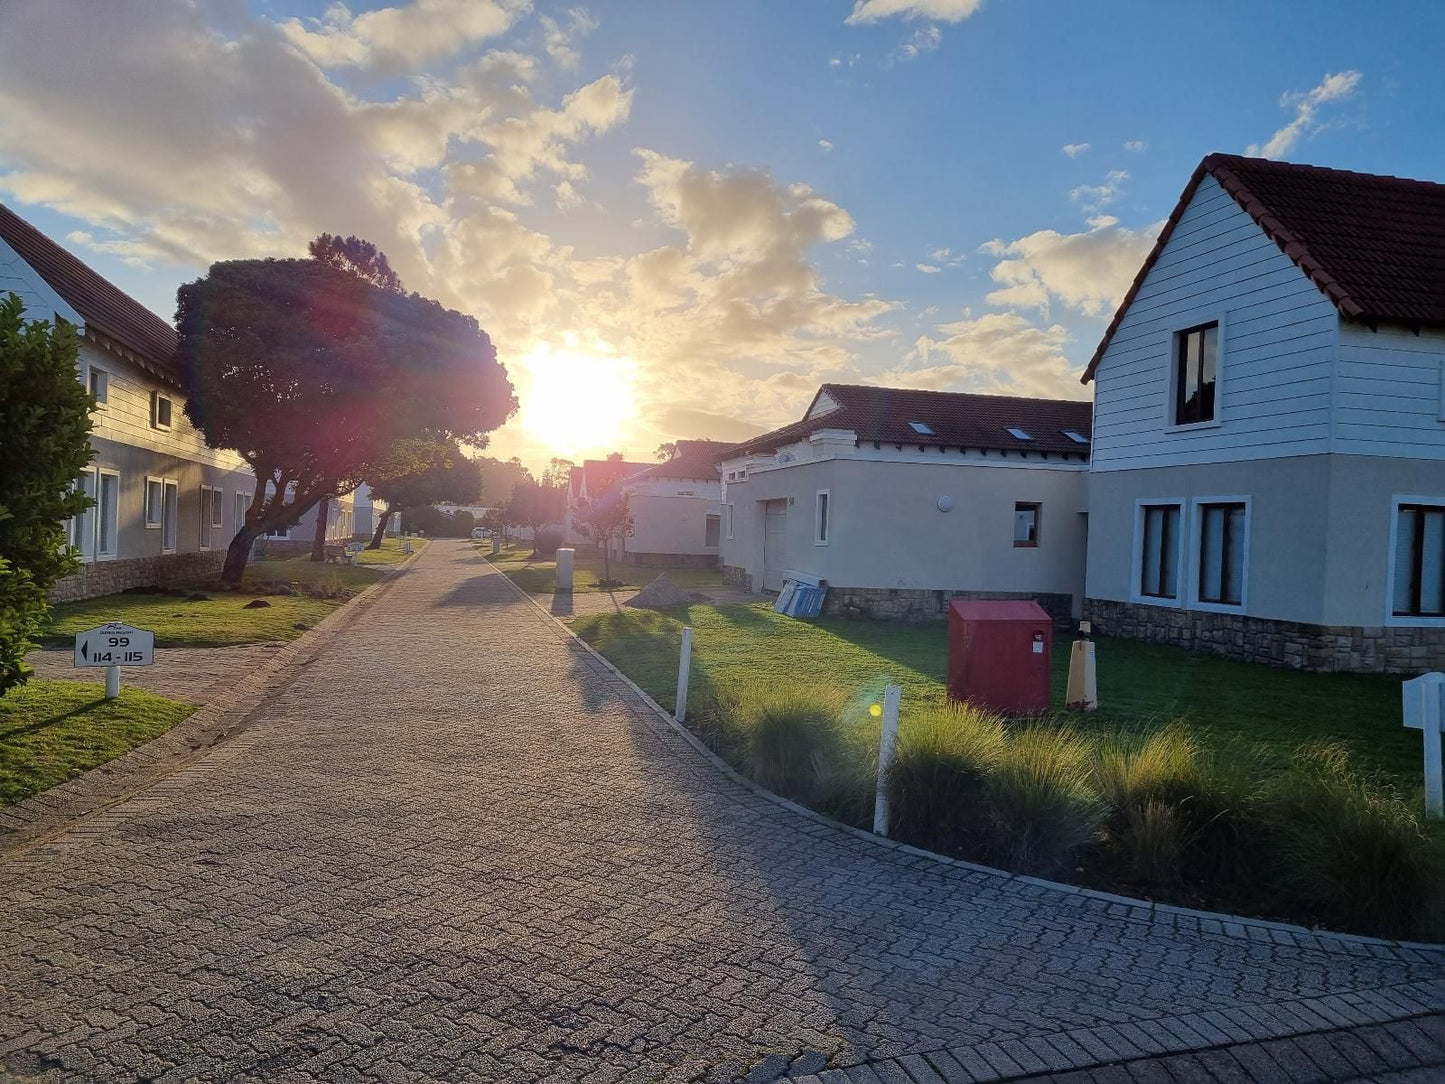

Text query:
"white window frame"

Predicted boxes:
[[1188, 495, 1251, 614], [725, 503, 735, 540], [161, 478, 179, 554], [151, 391, 174, 431], [69, 469, 99, 560], [85, 362, 110, 407], [1164, 312, 1227, 433], [1385, 494, 1445, 628], [95, 468, 120, 560], [1129, 498, 1187, 607], [199, 485, 223, 549], [1013, 501, 1041, 548], [814, 489, 830, 546], [234, 492, 252, 534], [144, 477, 164, 529]]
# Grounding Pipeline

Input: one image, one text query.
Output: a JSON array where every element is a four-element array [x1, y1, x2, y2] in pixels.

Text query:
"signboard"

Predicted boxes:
[[74, 623, 155, 668], [1402, 672, 1443, 819]]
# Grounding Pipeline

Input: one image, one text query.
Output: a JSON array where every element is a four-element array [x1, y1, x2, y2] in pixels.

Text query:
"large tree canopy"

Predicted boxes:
[[177, 256, 516, 584], [364, 436, 482, 548]]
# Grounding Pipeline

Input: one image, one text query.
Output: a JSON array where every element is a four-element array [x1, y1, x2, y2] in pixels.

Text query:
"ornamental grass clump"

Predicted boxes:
[[982, 724, 1107, 877], [887, 704, 1006, 855], [728, 685, 849, 806]]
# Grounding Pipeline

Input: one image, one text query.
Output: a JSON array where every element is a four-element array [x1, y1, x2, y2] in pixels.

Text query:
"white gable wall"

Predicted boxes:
[[0, 236, 82, 328], [1333, 322, 1445, 459]]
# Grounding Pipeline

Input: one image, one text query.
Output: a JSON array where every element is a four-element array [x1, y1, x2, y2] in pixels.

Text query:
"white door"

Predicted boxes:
[[762, 499, 788, 592]]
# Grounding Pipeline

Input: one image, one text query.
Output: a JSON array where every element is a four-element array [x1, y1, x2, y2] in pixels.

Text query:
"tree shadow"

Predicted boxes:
[[4, 696, 109, 738]]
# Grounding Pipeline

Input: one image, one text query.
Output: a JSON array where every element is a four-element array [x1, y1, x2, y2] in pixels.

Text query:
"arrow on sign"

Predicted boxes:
[[81, 640, 88, 662]]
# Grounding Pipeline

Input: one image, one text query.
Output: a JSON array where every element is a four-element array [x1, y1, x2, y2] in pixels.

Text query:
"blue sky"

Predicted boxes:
[[2, 0, 1442, 468]]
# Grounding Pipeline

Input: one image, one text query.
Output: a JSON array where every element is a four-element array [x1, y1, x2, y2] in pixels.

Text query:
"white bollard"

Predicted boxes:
[[556, 547, 575, 592], [105, 663, 121, 700], [1402, 672, 1444, 819], [1065, 639, 1098, 711], [491, 533, 501, 556], [675, 626, 693, 722], [872, 684, 903, 836]]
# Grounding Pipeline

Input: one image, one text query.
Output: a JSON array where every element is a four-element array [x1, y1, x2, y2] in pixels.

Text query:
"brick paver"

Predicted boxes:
[[26, 642, 286, 702], [2, 541, 1442, 1082]]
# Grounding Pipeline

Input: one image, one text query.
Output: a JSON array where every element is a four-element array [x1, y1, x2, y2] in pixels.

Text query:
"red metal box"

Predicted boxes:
[[946, 599, 1052, 715]]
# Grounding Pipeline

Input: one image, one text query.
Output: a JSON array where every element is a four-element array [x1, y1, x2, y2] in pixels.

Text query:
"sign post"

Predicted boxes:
[[74, 622, 155, 700], [675, 626, 693, 722], [1403, 672, 1444, 819], [872, 684, 902, 837]]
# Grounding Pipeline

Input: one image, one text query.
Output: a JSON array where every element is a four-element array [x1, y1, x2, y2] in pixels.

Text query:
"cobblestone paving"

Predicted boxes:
[[25, 642, 286, 702], [2, 541, 1442, 1083]]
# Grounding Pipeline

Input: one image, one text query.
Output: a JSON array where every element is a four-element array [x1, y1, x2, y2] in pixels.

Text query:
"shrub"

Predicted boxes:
[[982, 725, 1106, 876], [533, 524, 566, 556], [728, 685, 848, 805], [1255, 744, 1444, 939], [888, 704, 1006, 854]]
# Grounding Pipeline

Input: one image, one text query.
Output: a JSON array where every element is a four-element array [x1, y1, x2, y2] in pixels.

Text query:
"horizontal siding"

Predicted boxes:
[[1332, 323, 1445, 460], [1091, 174, 1338, 472]]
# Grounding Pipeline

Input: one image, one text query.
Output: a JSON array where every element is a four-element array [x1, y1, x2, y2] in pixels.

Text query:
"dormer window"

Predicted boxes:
[[1005, 427, 1032, 441], [1174, 322, 1218, 425], [908, 421, 935, 435], [1062, 430, 1089, 444]]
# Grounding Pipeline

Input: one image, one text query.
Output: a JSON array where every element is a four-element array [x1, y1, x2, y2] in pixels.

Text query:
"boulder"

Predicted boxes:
[[624, 574, 692, 610]]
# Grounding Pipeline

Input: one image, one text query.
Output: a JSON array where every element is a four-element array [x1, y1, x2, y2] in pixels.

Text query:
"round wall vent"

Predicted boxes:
[[937, 495, 954, 512]]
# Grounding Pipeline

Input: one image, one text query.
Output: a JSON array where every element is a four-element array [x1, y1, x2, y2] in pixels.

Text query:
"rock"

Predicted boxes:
[[243, 599, 271, 609], [624, 574, 692, 610], [293, 622, 311, 631], [270, 584, 296, 596], [186, 592, 211, 602]]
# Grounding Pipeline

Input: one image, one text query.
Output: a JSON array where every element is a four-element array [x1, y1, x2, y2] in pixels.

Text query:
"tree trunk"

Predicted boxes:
[[367, 508, 394, 549], [220, 527, 261, 588], [601, 536, 612, 585], [309, 498, 330, 561]]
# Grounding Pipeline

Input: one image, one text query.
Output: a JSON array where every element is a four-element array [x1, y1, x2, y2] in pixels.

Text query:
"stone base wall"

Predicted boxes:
[[49, 551, 228, 603], [721, 565, 750, 588], [627, 552, 721, 570], [253, 539, 313, 558], [1084, 598, 1445, 674], [825, 587, 1075, 627]]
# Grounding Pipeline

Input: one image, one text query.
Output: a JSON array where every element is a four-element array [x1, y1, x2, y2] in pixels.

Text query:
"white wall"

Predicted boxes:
[[1090, 174, 1340, 472], [1333, 322, 1445, 460], [621, 477, 721, 557]]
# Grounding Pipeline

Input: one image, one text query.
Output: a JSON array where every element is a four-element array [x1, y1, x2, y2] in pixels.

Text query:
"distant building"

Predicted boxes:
[[610, 441, 734, 568]]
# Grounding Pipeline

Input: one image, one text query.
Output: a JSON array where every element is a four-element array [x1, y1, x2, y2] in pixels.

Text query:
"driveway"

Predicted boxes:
[[2, 540, 1441, 1082]]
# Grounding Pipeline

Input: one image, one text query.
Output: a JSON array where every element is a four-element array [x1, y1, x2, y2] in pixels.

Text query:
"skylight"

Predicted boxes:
[[908, 421, 935, 435], [1063, 429, 1090, 444], [1005, 427, 1033, 441]]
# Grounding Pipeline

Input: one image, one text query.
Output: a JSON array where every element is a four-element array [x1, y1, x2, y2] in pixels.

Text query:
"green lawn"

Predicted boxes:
[[573, 602, 1426, 791], [0, 680, 195, 806], [355, 536, 426, 566], [485, 541, 725, 595]]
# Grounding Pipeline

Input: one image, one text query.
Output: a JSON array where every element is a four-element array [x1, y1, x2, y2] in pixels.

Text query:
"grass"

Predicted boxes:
[[572, 602, 1425, 789], [484, 541, 725, 595], [0, 680, 195, 806], [355, 537, 426, 567]]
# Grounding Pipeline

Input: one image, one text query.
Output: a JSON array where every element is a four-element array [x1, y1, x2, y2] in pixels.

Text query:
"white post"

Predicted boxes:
[[491, 532, 501, 556], [1065, 639, 1098, 711], [556, 547, 575, 591], [1403, 672, 1444, 819], [872, 684, 902, 836], [675, 626, 693, 722], [105, 664, 120, 700]]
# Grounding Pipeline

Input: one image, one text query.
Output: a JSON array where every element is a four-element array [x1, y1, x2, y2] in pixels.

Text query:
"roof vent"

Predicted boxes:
[[908, 421, 935, 435], [1062, 429, 1089, 444], [1005, 427, 1033, 441]]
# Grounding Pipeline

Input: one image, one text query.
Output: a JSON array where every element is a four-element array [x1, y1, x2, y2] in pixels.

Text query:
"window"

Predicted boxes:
[[908, 421, 935, 435], [1197, 501, 1247, 606], [234, 493, 251, 534], [69, 470, 98, 559], [1174, 322, 1218, 425], [87, 365, 109, 406], [1138, 503, 1181, 599], [199, 486, 223, 549], [815, 490, 830, 545], [162, 479, 179, 553], [145, 478, 164, 528], [725, 503, 735, 540], [151, 392, 174, 430], [1013, 502, 1040, 547], [1062, 429, 1089, 445], [1005, 427, 1033, 441], [705, 514, 720, 548], [1393, 503, 1445, 617], [96, 470, 120, 558]]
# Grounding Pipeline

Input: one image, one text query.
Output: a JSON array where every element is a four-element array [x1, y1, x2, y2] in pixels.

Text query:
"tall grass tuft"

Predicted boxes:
[[1255, 744, 1444, 939], [888, 704, 1006, 855], [982, 724, 1107, 876], [726, 685, 849, 806]]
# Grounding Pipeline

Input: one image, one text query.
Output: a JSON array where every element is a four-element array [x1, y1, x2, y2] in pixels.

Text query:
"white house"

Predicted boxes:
[[717, 384, 1092, 623], [567, 457, 650, 549], [1, 203, 260, 600], [1081, 153, 1445, 673], [609, 440, 734, 568]]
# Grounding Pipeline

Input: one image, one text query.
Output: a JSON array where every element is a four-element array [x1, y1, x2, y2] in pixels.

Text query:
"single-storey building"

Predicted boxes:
[[717, 384, 1092, 623], [1081, 153, 1445, 672], [609, 440, 734, 568]]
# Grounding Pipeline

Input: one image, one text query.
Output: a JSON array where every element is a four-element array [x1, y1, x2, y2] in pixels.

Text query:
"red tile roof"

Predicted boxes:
[[580, 458, 651, 497], [1082, 153, 1445, 383], [726, 383, 1092, 459], [0, 202, 180, 377], [629, 439, 737, 483]]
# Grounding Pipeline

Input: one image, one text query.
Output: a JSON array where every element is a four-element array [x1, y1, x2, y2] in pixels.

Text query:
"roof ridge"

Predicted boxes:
[[821, 381, 1089, 408], [1203, 152, 1445, 193]]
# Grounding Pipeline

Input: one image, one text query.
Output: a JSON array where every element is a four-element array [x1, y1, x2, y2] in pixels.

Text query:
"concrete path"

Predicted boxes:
[[1, 540, 1441, 1083]]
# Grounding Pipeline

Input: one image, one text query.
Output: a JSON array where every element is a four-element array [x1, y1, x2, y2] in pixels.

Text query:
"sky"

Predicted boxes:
[[2, 0, 1443, 472]]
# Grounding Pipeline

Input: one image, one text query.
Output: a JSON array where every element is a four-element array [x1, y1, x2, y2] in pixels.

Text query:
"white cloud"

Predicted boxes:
[[818, 138, 834, 152], [846, 0, 984, 24], [916, 263, 941, 273], [540, 7, 598, 69], [893, 25, 943, 61], [279, 0, 532, 71], [929, 247, 950, 260], [1247, 69, 1363, 159], [1123, 139, 1147, 152], [981, 216, 1161, 318], [1062, 142, 1091, 158], [885, 312, 1083, 398], [1069, 169, 1129, 213]]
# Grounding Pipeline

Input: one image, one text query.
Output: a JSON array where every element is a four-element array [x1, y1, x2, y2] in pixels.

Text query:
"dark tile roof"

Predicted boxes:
[[1083, 153, 1445, 382], [0, 202, 180, 376], [580, 459, 651, 497], [629, 440, 737, 483], [725, 383, 1092, 459]]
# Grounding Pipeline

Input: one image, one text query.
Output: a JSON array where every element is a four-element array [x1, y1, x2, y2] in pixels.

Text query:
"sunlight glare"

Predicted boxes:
[[519, 341, 639, 455]]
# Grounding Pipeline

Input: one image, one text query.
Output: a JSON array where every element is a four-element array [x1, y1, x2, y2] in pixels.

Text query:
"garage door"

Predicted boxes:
[[763, 499, 788, 592]]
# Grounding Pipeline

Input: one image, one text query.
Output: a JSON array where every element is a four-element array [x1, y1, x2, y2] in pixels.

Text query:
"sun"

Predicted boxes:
[[517, 341, 639, 456]]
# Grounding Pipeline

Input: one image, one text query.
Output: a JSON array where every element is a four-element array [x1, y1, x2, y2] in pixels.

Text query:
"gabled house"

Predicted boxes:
[[609, 440, 735, 567], [1081, 154, 1445, 672], [717, 383, 1092, 622], [566, 457, 650, 547], [0, 203, 260, 600]]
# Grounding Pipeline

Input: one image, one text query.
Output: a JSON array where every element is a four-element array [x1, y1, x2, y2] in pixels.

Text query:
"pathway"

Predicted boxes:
[[2, 540, 1441, 1082]]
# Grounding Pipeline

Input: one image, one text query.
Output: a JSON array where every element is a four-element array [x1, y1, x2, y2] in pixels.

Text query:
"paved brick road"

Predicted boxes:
[[2, 541, 1442, 1083]]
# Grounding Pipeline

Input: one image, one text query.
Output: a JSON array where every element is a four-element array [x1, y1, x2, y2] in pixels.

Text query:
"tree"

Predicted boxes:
[[0, 295, 94, 696], [476, 455, 530, 510], [308, 233, 404, 293], [540, 457, 575, 490], [654, 441, 677, 462], [176, 254, 516, 585], [364, 436, 482, 548], [505, 479, 566, 554], [575, 491, 633, 587]]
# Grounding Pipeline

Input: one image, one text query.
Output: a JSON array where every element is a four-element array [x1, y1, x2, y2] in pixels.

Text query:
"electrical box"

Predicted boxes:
[[947, 599, 1053, 715]]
